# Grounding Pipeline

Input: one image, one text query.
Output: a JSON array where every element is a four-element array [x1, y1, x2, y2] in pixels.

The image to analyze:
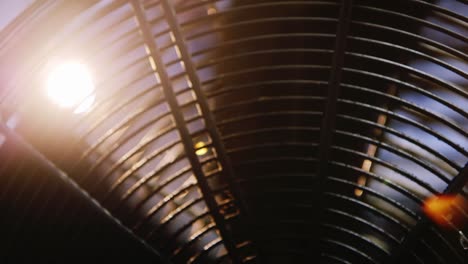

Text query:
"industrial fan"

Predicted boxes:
[[0, 0, 466, 263]]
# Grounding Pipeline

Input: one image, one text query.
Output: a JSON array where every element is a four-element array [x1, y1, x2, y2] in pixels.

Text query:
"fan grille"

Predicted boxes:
[[0, 0, 466, 263]]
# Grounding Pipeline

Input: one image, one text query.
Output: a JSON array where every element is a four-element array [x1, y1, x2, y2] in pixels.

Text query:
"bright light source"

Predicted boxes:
[[194, 141, 208, 156], [46, 61, 95, 113]]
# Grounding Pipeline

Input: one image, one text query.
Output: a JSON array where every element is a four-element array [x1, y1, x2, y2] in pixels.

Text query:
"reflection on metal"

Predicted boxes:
[[0, 133, 5, 147], [459, 231, 468, 250], [194, 141, 208, 156], [0, 0, 466, 263]]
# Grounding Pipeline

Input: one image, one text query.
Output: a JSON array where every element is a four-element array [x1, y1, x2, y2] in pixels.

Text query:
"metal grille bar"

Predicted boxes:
[[130, 1, 242, 262]]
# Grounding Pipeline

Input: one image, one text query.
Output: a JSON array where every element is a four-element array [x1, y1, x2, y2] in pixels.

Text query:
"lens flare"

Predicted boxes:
[[46, 61, 95, 113]]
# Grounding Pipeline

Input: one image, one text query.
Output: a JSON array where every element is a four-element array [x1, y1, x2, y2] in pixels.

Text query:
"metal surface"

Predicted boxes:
[[0, 0, 466, 263]]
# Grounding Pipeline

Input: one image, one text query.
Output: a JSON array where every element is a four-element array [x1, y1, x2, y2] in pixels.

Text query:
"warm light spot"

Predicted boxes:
[[423, 195, 467, 229], [377, 114, 387, 124], [362, 159, 372, 172], [367, 144, 377, 156], [354, 175, 367, 197], [194, 141, 208, 156], [207, 7, 217, 15], [357, 176, 367, 186], [46, 61, 95, 113], [354, 189, 364, 197]]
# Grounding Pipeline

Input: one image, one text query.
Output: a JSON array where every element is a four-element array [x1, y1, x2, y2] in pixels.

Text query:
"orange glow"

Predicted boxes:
[[355, 159, 373, 197], [354, 175, 367, 197], [377, 114, 387, 125], [207, 7, 217, 15], [423, 195, 467, 229], [362, 159, 372, 172]]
